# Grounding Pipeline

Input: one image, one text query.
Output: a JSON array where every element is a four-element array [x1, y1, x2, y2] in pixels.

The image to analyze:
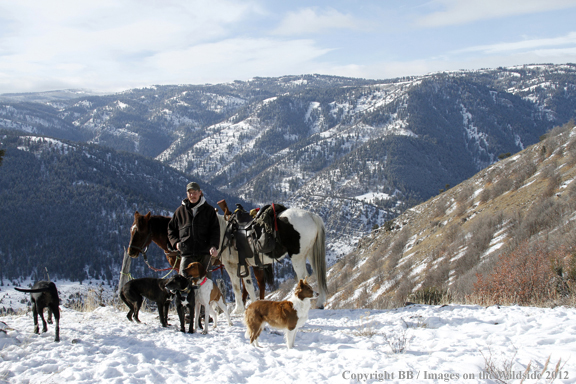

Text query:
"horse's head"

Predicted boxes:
[[127, 211, 152, 258]]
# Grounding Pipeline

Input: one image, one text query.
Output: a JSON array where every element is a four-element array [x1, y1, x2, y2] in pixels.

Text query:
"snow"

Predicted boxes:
[[1, 282, 575, 383], [355, 192, 391, 204]]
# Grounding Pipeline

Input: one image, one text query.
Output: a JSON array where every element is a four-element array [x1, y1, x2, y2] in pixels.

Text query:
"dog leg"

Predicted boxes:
[[47, 307, 53, 324], [187, 290, 195, 334], [32, 304, 40, 334], [38, 307, 48, 333], [285, 329, 297, 349], [157, 301, 167, 327], [51, 304, 60, 342], [248, 323, 264, 347], [216, 299, 232, 326], [163, 301, 170, 326], [208, 303, 219, 330], [134, 297, 143, 323], [193, 301, 201, 334], [174, 292, 186, 332]]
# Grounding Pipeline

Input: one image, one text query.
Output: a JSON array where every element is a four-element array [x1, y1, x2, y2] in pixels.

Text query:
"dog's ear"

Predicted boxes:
[[183, 263, 194, 276]]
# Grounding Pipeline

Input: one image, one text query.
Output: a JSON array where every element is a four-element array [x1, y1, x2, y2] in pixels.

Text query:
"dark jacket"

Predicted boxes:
[[167, 196, 220, 257]]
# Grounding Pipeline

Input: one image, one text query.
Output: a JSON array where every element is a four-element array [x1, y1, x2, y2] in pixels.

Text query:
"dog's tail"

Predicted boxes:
[[14, 287, 51, 294]]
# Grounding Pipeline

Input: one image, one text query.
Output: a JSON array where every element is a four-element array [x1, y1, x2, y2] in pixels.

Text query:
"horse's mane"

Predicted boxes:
[[149, 215, 171, 233]]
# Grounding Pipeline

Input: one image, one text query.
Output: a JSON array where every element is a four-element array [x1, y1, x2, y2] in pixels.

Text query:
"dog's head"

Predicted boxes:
[[164, 274, 189, 293], [294, 278, 319, 301], [182, 262, 206, 284]]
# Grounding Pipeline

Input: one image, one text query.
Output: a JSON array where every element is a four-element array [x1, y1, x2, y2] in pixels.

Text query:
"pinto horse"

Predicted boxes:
[[126, 211, 271, 314], [218, 207, 328, 309]]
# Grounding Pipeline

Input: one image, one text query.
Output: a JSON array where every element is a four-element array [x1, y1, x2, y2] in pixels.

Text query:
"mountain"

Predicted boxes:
[[323, 120, 576, 309], [1, 65, 576, 260], [0, 129, 246, 282]]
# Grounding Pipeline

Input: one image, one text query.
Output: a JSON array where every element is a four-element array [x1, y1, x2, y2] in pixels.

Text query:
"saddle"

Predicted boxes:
[[218, 201, 287, 278]]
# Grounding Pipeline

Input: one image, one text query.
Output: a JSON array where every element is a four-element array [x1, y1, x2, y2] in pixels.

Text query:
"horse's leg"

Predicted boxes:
[[241, 272, 258, 305], [291, 253, 309, 284], [253, 268, 267, 300], [241, 280, 248, 304], [221, 257, 246, 315]]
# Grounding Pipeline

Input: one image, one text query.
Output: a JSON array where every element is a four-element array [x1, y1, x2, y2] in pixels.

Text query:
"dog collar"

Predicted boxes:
[[199, 277, 207, 286]]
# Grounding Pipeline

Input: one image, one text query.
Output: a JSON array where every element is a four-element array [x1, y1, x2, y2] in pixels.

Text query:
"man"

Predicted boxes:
[[168, 182, 220, 277]]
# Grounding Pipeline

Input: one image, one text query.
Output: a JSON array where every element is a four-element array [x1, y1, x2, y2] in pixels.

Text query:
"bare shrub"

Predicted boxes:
[[472, 241, 567, 306], [453, 214, 497, 276], [393, 276, 414, 306], [491, 177, 513, 199], [455, 184, 474, 216], [352, 311, 379, 337], [433, 195, 449, 218], [456, 184, 474, 206], [422, 258, 450, 288], [541, 164, 562, 198], [480, 346, 519, 384], [512, 159, 538, 190], [408, 286, 449, 305], [384, 328, 412, 354], [387, 228, 411, 268], [444, 224, 461, 244], [520, 198, 561, 238], [479, 187, 492, 204]]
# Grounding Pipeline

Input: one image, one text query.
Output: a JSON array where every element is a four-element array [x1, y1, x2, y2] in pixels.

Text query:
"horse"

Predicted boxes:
[[125, 211, 271, 314], [218, 206, 328, 309]]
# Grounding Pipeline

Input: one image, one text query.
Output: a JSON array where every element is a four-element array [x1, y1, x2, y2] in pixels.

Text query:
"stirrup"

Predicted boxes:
[[237, 264, 249, 278]]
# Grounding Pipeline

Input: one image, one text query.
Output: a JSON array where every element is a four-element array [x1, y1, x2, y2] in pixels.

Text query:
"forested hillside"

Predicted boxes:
[[0, 129, 244, 282]]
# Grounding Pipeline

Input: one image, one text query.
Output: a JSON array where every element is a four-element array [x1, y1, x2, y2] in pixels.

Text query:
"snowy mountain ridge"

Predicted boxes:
[[1, 65, 576, 258]]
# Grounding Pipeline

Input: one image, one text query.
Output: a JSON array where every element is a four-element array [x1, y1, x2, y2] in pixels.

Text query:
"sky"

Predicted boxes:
[[1, 0, 576, 95]]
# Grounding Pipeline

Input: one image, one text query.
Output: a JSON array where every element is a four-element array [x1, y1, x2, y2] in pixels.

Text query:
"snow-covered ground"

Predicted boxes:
[[1, 288, 575, 384]]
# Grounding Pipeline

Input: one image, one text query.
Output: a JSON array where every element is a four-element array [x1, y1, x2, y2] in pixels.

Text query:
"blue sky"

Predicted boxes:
[[1, 0, 576, 94]]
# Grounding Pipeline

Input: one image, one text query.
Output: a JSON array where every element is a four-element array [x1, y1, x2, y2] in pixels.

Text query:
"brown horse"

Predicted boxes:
[[126, 211, 272, 311]]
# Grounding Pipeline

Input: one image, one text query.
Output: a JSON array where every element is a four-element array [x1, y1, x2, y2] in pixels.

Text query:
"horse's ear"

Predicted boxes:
[[134, 211, 140, 218], [145, 212, 151, 221]]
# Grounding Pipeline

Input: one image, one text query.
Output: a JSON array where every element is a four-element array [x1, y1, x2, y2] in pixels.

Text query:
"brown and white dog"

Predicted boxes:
[[244, 278, 318, 349], [183, 262, 233, 334]]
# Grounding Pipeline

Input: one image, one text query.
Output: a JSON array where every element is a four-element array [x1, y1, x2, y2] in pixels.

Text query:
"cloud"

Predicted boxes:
[[455, 32, 576, 54], [272, 7, 363, 36], [417, 0, 576, 27], [0, 0, 266, 93], [145, 38, 332, 83]]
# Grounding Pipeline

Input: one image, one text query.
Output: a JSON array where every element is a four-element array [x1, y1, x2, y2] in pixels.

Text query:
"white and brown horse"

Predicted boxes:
[[218, 207, 328, 310]]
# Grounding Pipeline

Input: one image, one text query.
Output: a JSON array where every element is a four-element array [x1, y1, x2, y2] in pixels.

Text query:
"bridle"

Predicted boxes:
[[128, 223, 152, 259]]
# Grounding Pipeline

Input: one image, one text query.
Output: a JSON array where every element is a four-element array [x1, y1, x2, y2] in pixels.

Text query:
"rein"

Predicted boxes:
[[130, 222, 180, 276]]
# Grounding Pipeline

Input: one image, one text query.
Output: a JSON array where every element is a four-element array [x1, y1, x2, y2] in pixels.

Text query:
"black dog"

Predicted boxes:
[[164, 274, 196, 333], [15, 281, 60, 342], [119, 277, 176, 327]]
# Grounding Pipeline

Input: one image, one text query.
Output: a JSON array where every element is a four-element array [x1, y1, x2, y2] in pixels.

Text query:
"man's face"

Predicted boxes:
[[187, 189, 201, 203]]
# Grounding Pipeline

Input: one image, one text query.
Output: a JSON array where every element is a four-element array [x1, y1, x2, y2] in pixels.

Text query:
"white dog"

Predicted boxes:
[[183, 262, 232, 334]]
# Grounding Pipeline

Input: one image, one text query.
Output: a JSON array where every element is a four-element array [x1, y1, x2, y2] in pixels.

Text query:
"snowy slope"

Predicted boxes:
[[1, 298, 574, 384]]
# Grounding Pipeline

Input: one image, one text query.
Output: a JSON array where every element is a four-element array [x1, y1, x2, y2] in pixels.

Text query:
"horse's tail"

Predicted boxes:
[[14, 287, 51, 294], [264, 264, 275, 289], [309, 212, 327, 304]]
